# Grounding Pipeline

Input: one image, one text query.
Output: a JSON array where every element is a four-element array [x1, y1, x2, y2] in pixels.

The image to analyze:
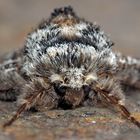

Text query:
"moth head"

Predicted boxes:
[[49, 68, 98, 95], [49, 68, 98, 109]]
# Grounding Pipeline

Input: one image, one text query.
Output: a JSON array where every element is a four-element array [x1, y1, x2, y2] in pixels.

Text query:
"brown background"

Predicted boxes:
[[0, 0, 140, 57]]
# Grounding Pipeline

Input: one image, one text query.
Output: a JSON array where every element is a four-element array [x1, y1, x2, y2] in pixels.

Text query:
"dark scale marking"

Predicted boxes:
[[50, 6, 76, 19]]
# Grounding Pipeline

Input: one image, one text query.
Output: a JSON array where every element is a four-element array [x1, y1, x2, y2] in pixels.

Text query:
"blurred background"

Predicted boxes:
[[0, 0, 140, 57]]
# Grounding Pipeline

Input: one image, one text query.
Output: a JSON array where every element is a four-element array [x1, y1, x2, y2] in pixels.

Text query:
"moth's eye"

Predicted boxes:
[[83, 85, 91, 93], [54, 84, 67, 96]]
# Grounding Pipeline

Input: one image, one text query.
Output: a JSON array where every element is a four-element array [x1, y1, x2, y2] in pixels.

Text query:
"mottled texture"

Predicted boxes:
[[0, 6, 140, 137]]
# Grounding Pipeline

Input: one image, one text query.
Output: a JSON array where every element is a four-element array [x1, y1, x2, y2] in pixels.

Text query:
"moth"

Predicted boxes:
[[0, 6, 140, 128]]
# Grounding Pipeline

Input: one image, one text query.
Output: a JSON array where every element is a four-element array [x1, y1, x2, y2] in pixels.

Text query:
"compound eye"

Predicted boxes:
[[54, 85, 67, 96], [83, 85, 91, 94], [83, 85, 91, 92]]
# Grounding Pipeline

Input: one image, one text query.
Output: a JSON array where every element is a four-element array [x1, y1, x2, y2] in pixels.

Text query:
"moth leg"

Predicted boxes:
[[3, 91, 43, 128], [94, 85, 140, 128], [31, 87, 59, 112], [3, 82, 59, 128], [116, 53, 140, 89]]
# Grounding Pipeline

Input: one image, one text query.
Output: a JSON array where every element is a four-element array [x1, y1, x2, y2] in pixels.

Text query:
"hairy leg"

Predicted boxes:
[[91, 77, 140, 128], [3, 81, 59, 128], [3, 91, 43, 128]]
